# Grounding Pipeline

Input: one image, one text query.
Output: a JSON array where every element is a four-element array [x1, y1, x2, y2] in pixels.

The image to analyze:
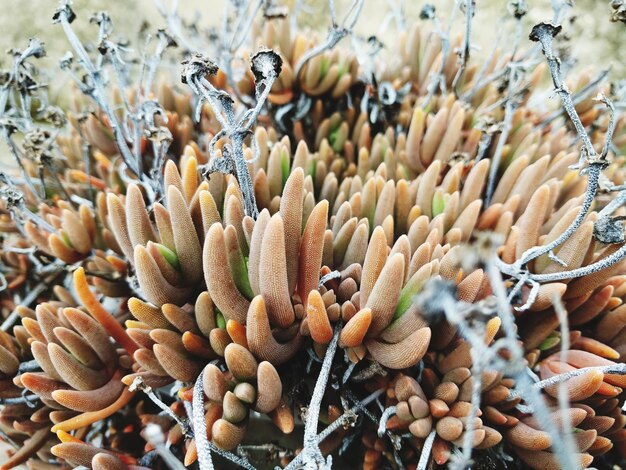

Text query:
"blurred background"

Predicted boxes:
[[0, 0, 624, 78]]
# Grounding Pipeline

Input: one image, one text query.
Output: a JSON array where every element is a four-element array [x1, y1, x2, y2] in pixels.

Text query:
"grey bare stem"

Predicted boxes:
[[377, 406, 397, 437], [297, 326, 341, 469], [540, 68, 611, 127], [418, 282, 491, 469], [497, 23, 622, 291], [416, 430, 436, 470], [153, 0, 198, 53], [292, 0, 364, 81], [228, 0, 265, 53], [184, 50, 281, 219], [0, 39, 48, 204], [143, 424, 187, 470], [422, 3, 458, 106], [282, 389, 385, 470], [501, 231, 626, 284], [451, 0, 474, 93], [508, 363, 626, 400], [192, 370, 215, 470], [553, 294, 579, 466], [232, 131, 259, 219], [130, 376, 193, 438], [55, 3, 141, 177], [512, 163, 600, 269], [483, 83, 518, 207], [530, 23, 596, 159], [1, 276, 56, 331], [485, 256, 580, 469], [0, 128, 41, 203]]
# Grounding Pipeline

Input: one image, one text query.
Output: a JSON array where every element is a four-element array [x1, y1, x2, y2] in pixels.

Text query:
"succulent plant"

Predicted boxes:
[[1, 0, 626, 469]]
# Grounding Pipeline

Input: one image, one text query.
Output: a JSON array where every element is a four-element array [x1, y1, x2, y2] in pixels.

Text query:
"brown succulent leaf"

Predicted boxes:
[[62, 307, 118, 369], [280, 168, 304, 295], [195, 291, 217, 337], [30, 340, 63, 382], [126, 183, 157, 248], [0, 345, 19, 376], [504, 421, 552, 451], [254, 361, 282, 414], [0, 428, 49, 470], [52, 370, 125, 412], [134, 348, 169, 376], [367, 253, 406, 336], [298, 200, 329, 304], [128, 297, 170, 329], [260, 214, 296, 327], [134, 245, 192, 306], [35, 304, 62, 344], [409, 415, 433, 438], [162, 303, 199, 334], [360, 227, 387, 305], [365, 326, 431, 369], [53, 326, 103, 369], [514, 447, 593, 470], [61, 209, 91, 255], [212, 418, 246, 450], [182, 331, 217, 359], [268, 398, 295, 434], [154, 202, 175, 250], [92, 452, 128, 470], [168, 185, 203, 283], [20, 372, 69, 400], [48, 343, 109, 391], [222, 391, 248, 423], [436, 416, 463, 441], [203, 223, 249, 324], [106, 193, 134, 262], [224, 343, 258, 381], [203, 364, 227, 402], [246, 295, 301, 365], [153, 344, 202, 383], [209, 328, 232, 356], [340, 308, 372, 348], [306, 289, 333, 345], [51, 442, 114, 468]]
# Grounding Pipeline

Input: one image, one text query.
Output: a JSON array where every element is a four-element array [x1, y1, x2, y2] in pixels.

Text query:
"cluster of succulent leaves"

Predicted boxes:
[[1, 0, 626, 469]]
